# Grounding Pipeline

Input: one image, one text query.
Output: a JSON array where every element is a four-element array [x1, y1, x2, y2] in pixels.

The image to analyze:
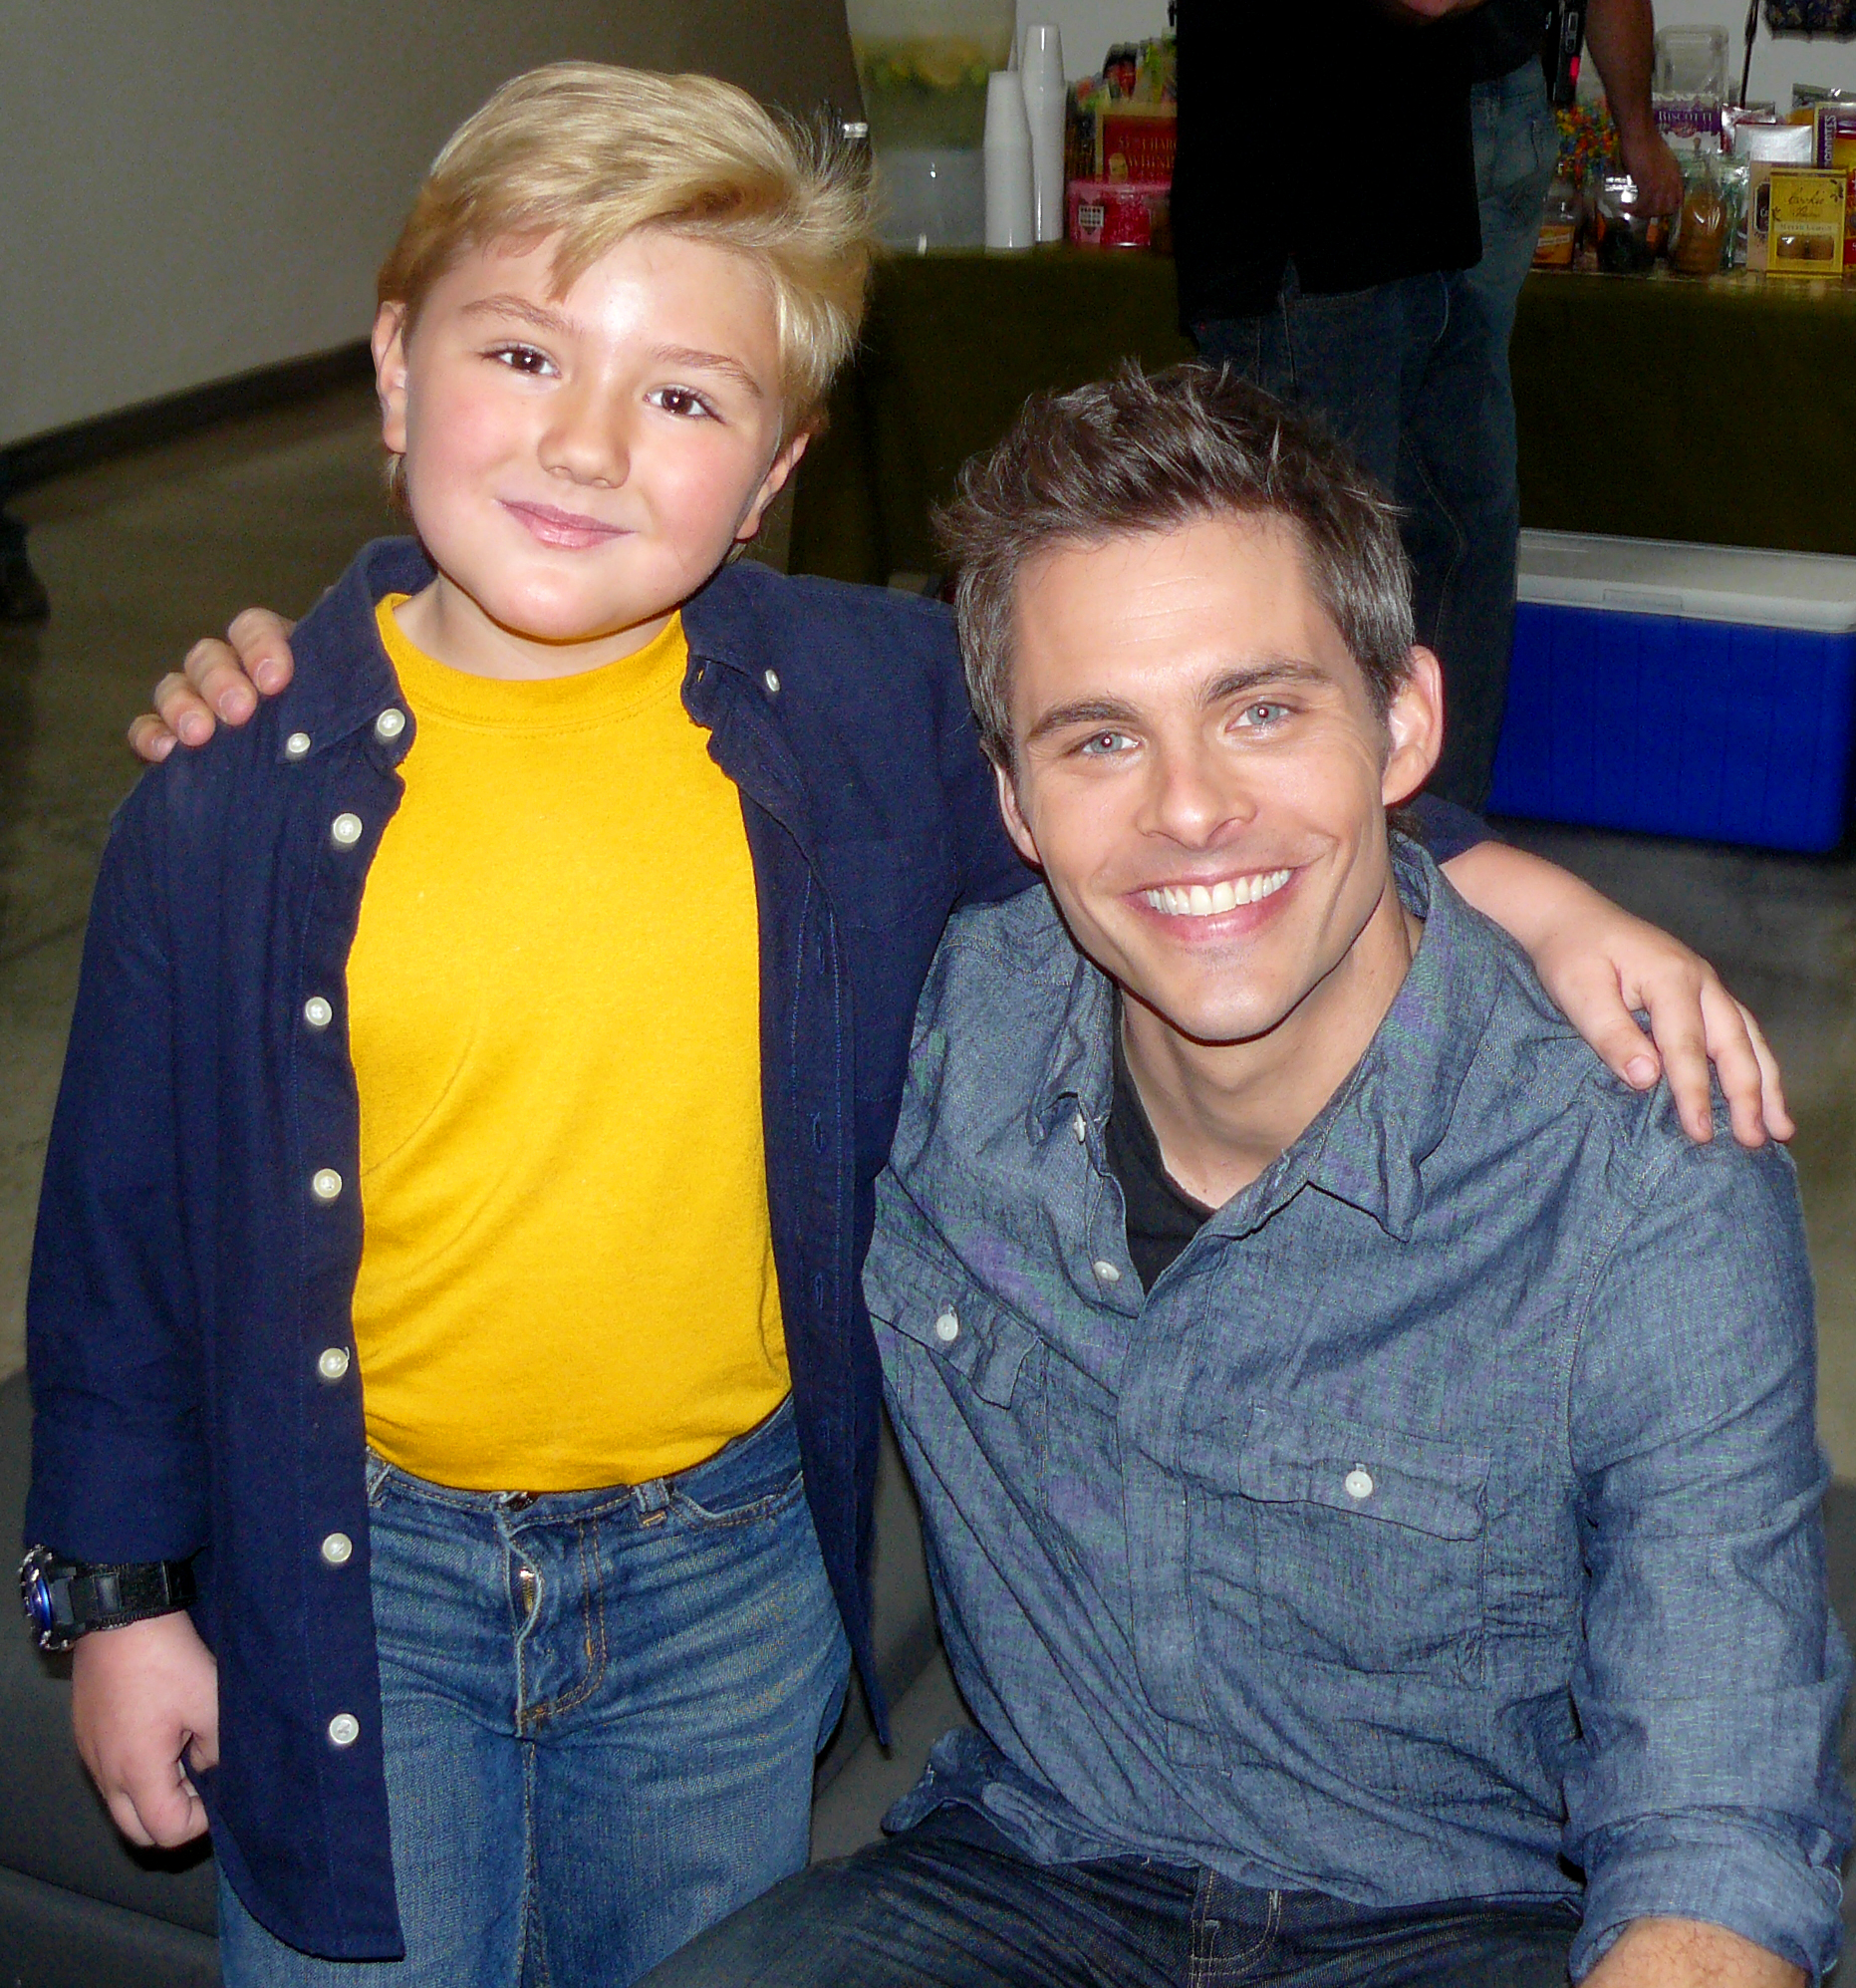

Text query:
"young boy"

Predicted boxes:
[[33, 56, 1785, 1988]]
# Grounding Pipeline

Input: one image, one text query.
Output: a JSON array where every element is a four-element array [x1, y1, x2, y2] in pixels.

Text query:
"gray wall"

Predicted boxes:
[[0, 3, 859, 447]]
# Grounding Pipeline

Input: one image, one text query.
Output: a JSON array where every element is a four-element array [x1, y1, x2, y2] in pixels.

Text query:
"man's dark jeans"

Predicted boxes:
[[638, 1806, 1579, 1988], [1193, 265, 1512, 810]]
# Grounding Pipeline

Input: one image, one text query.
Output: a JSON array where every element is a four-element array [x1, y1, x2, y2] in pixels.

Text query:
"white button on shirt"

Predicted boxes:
[[320, 1533, 353, 1566], [303, 995, 333, 1030], [311, 1168, 343, 1203], [1073, 1112, 1088, 1144], [1093, 1260, 1122, 1284], [374, 708, 406, 742], [316, 1346, 351, 1383], [1344, 1468, 1375, 1501], [934, 1309, 961, 1344], [284, 731, 312, 760], [762, 669, 781, 696], [331, 812, 363, 847], [327, 1713, 361, 1748]]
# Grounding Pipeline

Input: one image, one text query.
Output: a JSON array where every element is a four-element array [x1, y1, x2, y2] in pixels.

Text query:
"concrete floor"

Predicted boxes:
[[1, 385, 1853, 1487]]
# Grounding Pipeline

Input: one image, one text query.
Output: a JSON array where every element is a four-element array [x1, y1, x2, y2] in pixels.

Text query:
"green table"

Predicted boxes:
[[788, 250, 1856, 584]]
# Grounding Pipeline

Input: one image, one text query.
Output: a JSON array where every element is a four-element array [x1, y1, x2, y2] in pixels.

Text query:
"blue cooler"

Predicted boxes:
[[1488, 531, 1856, 852]]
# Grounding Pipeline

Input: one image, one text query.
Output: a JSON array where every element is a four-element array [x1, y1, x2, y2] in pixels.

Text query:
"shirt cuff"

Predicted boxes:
[[1572, 1816, 1845, 1982]]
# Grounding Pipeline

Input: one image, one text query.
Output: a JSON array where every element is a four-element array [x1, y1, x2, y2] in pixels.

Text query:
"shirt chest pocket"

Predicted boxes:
[[1190, 1401, 1490, 1687]]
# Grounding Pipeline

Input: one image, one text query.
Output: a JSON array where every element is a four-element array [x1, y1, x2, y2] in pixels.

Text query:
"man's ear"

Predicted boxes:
[[736, 430, 811, 543], [993, 756, 1043, 869], [1381, 648, 1445, 808], [372, 305, 410, 457]]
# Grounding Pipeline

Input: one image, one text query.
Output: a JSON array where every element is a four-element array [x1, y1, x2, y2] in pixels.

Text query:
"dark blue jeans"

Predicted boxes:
[[1193, 81, 1547, 818], [638, 1804, 1580, 1987], [217, 1396, 849, 1988]]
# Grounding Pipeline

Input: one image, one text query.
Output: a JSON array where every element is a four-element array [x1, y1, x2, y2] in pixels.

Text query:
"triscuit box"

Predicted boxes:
[[1488, 531, 1856, 851]]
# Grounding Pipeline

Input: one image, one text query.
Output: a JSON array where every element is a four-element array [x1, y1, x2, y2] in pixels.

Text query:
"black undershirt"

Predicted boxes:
[[1104, 1017, 1216, 1292]]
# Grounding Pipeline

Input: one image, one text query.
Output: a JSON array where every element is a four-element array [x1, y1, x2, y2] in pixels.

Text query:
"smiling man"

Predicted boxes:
[[642, 366, 1850, 1988]]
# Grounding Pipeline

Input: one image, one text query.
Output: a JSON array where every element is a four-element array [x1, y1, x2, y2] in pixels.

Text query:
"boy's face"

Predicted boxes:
[[373, 229, 801, 666], [994, 513, 1442, 1057]]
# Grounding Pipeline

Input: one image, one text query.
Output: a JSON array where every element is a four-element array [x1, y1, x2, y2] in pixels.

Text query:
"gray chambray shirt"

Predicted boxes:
[[866, 838, 1851, 1980]]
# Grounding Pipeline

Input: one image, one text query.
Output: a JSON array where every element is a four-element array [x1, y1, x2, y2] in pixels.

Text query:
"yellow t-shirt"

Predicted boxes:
[[344, 597, 788, 1490]]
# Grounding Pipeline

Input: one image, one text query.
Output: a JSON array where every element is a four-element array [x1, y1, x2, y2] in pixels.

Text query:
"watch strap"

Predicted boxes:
[[63, 1560, 197, 1628]]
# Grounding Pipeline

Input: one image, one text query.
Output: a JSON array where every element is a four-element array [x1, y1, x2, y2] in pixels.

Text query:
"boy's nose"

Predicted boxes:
[[538, 386, 630, 488]]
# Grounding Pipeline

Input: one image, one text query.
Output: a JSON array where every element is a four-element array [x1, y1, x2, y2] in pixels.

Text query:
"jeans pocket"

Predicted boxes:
[[669, 1461, 807, 1530]]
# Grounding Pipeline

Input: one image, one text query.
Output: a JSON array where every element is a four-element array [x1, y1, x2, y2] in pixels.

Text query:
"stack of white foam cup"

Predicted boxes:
[[1019, 24, 1066, 243], [983, 68, 1035, 250]]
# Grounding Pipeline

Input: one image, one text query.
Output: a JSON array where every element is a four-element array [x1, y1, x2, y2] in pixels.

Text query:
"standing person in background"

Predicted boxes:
[[1172, 0, 1679, 812], [1402, 0, 1680, 814]]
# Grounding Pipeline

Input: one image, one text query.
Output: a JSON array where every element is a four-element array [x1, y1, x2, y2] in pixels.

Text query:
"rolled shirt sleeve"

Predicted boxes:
[[1566, 1113, 1851, 1979]]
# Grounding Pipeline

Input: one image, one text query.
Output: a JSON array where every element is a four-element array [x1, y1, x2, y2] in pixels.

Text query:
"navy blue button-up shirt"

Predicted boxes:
[[24, 538, 1030, 1956], [869, 846, 1851, 1979]]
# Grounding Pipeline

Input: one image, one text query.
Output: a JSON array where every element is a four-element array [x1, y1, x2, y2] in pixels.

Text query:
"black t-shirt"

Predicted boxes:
[[1104, 1018, 1214, 1291], [1465, 0, 1546, 83], [1172, 1, 1481, 325]]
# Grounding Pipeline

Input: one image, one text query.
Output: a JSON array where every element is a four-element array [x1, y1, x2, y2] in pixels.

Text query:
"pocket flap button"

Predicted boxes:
[[1344, 1468, 1375, 1501], [933, 1309, 960, 1344]]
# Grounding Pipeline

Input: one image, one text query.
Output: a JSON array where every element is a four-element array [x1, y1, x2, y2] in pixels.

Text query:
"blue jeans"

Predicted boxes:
[[637, 1804, 1580, 1987], [1192, 62, 1557, 809], [217, 1396, 850, 1988]]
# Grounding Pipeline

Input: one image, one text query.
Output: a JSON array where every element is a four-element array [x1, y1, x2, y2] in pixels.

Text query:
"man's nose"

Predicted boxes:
[[1144, 741, 1257, 846], [538, 382, 630, 487]]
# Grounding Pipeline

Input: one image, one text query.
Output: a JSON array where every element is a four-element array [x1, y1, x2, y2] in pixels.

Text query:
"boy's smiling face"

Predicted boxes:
[[373, 229, 802, 677]]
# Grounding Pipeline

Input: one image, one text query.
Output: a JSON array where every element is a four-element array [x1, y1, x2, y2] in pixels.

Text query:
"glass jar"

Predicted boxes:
[[1671, 144, 1728, 275], [847, 0, 1016, 249], [1593, 172, 1668, 274]]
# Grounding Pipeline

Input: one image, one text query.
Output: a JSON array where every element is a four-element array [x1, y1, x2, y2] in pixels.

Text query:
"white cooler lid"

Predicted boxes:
[[1517, 529, 1856, 634]]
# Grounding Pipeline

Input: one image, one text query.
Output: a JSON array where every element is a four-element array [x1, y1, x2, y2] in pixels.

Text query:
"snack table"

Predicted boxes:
[[787, 249, 1856, 584]]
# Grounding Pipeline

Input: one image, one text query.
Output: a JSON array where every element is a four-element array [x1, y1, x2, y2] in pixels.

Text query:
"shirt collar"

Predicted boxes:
[[275, 536, 432, 760], [1029, 836, 1504, 1241]]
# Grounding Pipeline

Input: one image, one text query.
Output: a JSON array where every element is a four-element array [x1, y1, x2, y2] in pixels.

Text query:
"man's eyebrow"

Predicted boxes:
[[1022, 696, 1145, 749], [1199, 657, 1336, 706], [460, 295, 579, 336]]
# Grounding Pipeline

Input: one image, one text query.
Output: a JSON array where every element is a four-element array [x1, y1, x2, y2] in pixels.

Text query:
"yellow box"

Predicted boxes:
[[1764, 167, 1846, 277]]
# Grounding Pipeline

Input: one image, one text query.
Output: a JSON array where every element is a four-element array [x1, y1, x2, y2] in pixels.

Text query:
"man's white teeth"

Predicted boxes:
[[1144, 869, 1292, 917]]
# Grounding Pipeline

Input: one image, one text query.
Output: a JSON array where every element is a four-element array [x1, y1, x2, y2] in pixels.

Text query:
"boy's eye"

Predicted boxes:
[[1077, 729, 1136, 757], [649, 386, 716, 421], [489, 344, 555, 377]]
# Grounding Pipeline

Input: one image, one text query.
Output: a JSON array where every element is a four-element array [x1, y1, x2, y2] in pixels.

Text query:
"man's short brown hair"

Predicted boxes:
[[936, 363, 1416, 766]]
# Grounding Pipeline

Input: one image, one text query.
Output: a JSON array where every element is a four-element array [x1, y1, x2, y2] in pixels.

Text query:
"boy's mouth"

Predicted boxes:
[[501, 500, 628, 549]]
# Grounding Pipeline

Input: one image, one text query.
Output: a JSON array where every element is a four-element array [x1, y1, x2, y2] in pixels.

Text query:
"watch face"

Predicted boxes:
[[18, 1548, 67, 1647]]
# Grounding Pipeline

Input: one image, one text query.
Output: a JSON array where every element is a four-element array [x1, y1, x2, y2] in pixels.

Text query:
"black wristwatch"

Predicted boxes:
[[18, 1546, 197, 1653]]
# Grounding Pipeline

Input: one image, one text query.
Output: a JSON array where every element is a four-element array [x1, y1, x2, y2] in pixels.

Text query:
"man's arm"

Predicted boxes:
[[1587, 0, 1685, 214], [1565, 1125, 1850, 1981], [1584, 1916, 1804, 1986]]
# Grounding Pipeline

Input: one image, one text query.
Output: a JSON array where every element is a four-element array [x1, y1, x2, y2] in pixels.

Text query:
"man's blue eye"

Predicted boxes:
[[1240, 702, 1290, 727], [1079, 731, 1131, 755]]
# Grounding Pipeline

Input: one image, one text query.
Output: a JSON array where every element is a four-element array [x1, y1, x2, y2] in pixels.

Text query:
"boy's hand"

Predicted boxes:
[[128, 610, 297, 762], [1442, 840, 1790, 1149], [71, 1611, 219, 1849]]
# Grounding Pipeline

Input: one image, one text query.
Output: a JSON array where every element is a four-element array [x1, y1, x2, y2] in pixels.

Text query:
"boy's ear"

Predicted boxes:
[[372, 305, 410, 456], [735, 430, 811, 543], [1380, 647, 1445, 808]]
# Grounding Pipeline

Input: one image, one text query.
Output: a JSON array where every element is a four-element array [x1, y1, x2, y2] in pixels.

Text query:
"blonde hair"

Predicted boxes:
[[378, 62, 875, 438]]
